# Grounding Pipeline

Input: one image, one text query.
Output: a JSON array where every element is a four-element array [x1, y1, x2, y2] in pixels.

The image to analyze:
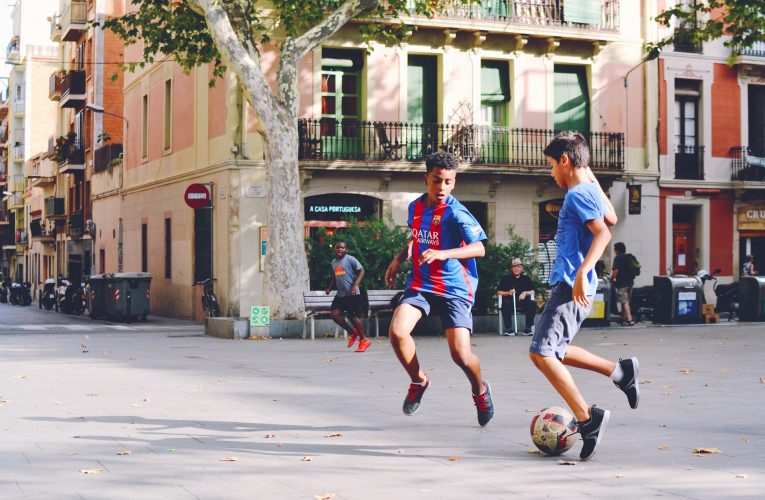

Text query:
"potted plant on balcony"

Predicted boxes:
[[54, 131, 77, 163]]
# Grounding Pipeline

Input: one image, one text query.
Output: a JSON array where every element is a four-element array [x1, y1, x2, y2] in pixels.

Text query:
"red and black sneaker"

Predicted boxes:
[[347, 329, 359, 348], [403, 376, 429, 415], [472, 380, 494, 426]]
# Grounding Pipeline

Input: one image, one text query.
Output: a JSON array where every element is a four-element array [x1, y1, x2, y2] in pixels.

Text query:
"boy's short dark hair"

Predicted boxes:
[[425, 151, 460, 172], [614, 242, 626, 254], [543, 131, 590, 168], [335, 240, 347, 248]]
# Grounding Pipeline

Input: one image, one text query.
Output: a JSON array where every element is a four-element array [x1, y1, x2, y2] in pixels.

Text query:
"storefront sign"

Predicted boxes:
[[628, 184, 642, 215], [304, 194, 379, 222], [184, 184, 211, 209], [737, 203, 765, 231]]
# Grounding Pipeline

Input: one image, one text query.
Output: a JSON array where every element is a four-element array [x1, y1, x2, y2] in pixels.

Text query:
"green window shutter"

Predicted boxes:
[[407, 63, 424, 123], [481, 61, 510, 104], [407, 55, 437, 123], [564, 0, 601, 26], [554, 66, 590, 133]]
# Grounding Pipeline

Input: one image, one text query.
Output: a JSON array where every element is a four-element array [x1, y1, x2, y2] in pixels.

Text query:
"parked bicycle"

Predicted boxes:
[[196, 278, 220, 317]]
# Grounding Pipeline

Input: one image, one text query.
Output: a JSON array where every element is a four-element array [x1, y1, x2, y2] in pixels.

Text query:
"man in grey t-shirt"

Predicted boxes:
[[325, 240, 370, 352]]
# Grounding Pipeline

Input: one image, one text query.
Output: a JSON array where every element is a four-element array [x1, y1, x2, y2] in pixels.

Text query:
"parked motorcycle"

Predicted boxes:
[[9, 281, 32, 306], [39, 278, 57, 311], [57, 277, 86, 315], [630, 285, 655, 323]]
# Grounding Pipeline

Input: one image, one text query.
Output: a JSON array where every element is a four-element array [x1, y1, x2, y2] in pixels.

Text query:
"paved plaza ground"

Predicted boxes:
[[0, 304, 763, 499]]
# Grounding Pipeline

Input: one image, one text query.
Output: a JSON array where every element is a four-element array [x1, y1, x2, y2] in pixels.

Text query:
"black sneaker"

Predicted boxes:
[[403, 376, 429, 415], [614, 357, 640, 409], [472, 380, 494, 426], [578, 405, 610, 461], [522, 327, 533, 336]]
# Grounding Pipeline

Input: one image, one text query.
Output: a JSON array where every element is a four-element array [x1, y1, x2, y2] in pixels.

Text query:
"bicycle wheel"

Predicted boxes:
[[207, 298, 220, 318]]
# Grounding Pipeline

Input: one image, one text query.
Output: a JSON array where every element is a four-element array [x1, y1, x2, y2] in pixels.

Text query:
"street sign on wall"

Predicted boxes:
[[184, 184, 211, 209]]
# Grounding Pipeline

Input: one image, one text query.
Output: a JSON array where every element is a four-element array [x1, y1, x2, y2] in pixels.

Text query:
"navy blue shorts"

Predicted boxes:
[[529, 283, 593, 360], [400, 289, 473, 331]]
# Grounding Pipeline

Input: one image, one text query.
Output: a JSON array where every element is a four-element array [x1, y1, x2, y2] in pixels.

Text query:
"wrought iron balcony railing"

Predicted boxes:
[[740, 41, 765, 58], [298, 119, 625, 170], [731, 146, 765, 182], [45, 197, 66, 218], [60, 70, 85, 107], [674, 144, 705, 180]]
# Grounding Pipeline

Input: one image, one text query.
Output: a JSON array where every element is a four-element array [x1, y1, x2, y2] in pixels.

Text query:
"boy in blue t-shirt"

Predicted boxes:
[[384, 152, 494, 426], [530, 132, 640, 460]]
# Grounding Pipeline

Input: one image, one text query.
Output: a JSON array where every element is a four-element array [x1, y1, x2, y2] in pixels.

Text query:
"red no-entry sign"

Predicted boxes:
[[184, 183, 211, 209]]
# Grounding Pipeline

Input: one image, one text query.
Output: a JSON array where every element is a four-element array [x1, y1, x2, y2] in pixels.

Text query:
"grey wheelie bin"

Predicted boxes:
[[653, 275, 703, 324], [89, 273, 152, 322], [583, 277, 611, 327], [738, 276, 765, 321]]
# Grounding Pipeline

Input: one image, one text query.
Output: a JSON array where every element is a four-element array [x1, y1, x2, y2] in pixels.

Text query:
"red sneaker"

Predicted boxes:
[[347, 329, 358, 348], [355, 338, 371, 352]]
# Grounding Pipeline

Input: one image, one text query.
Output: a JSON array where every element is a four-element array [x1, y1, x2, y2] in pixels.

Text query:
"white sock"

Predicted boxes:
[[610, 363, 624, 382], [413, 375, 427, 386]]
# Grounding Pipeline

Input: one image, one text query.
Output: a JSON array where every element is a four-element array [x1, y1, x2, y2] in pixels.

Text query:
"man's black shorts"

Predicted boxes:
[[331, 295, 365, 317]]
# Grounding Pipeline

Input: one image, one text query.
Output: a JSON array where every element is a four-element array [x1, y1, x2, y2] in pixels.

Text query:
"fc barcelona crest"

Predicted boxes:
[[432, 215, 441, 225]]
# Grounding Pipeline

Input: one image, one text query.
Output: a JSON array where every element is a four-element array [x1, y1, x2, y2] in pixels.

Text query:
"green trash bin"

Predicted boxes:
[[87, 275, 107, 319], [94, 273, 152, 322], [738, 276, 765, 321], [653, 275, 703, 324]]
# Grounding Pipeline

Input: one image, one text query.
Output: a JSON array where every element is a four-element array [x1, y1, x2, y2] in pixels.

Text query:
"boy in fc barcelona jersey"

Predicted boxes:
[[384, 152, 494, 426]]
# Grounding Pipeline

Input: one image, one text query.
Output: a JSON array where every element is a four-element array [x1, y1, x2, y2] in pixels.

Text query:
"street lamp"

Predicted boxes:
[[86, 103, 129, 272], [623, 49, 661, 171]]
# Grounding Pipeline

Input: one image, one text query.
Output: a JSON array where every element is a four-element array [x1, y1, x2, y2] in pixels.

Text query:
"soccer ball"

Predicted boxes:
[[530, 406, 579, 456]]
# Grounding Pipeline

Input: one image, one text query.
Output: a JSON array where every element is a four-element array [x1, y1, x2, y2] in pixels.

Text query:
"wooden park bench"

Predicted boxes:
[[303, 289, 403, 340]]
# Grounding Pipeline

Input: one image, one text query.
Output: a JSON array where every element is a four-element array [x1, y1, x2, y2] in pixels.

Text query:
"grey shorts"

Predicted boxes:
[[400, 289, 473, 331], [529, 283, 593, 360], [615, 286, 632, 305]]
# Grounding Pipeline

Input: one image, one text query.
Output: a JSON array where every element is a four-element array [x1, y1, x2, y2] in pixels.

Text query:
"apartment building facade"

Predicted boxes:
[[654, 1, 765, 281]]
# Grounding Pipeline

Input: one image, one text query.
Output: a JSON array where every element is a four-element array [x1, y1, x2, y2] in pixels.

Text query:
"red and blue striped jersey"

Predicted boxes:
[[406, 194, 487, 304]]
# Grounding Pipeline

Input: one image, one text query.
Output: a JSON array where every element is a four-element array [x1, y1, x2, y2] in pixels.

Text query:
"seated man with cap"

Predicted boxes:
[[496, 258, 537, 336]]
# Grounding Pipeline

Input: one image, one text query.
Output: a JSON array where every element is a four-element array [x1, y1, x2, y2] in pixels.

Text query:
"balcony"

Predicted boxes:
[[29, 157, 57, 186], [29, 219, 54, 242], [94, 143, 123, 172], [6, 36, 19, 63], [298, 119, 625, 171], [56, 136, 85, 173], [736, 41, 765, 66], [731, 146, 765, 182], [50, 13, 61, 42], [49, 71, 64, 101], [402, 0, 619, 35], [12, 143, 24, 161], [9, 193, 23, 209], [60, 1, 87, 42], [60, 70, 86, 108], [16, 230, 28, 246], [45, 197, 66, 219], [674, 145, 705, 180], [68, 210, 84, 238]]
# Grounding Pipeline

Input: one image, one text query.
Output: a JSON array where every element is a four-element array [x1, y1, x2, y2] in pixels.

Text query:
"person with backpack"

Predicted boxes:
[[610, 242, 636, 326]]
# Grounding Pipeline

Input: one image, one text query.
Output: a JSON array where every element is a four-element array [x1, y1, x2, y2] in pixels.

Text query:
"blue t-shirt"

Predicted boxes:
[[549, 181, 608, 296], [406, 194, 487, 304]]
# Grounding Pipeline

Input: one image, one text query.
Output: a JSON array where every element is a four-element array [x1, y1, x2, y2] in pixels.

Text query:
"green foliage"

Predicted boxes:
[[647, 1, 765, 65], [306, 218, 411, 291], [53, 131, 77, 163], [473, 226, 546, 315]]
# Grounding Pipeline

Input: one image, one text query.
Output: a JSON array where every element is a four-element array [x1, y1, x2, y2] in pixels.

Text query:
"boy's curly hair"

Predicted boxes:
[[425, 151, 460, 172]]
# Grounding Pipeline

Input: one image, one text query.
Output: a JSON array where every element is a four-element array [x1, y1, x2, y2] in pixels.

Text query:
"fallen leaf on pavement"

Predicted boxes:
[[741, 437, 748, 443], [659, 445, 669, 450], [264, 434, 275, 439], [324, 359, 334, 364], [759, 377, 764, 385], [693, 448, 721, 454], [448, 455, 459, 462], [639, 380, 651, 384], [558, 460, 576, 466], [249, 335, 271, 340], [220, 457, 238, 462], [662, 392, 672, 396], [117, 451, 131, 456], [613, 473, 624, 478], [0, 399, 8, 404], [323, 433, 342, 438], [79, 469, 102, 475], [736, 473, 747, 479], [678, 368, 693, 374], [302, 456, 314, 462], [314, 494, 335, 500], [13, 375, 26, 379]]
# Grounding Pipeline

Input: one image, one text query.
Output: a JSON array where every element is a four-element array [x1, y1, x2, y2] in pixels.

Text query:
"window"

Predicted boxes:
[[164, 218, 172, 279], [99, 249, 105, 274], [141, 223, 148, 273], [164, 79, 172, 150], [321, 49, 363, 157], [554, 66, 590, 134], [480, 60, 510, 126], [674, 79, 703, 180], [141, 94, 148, 158]]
